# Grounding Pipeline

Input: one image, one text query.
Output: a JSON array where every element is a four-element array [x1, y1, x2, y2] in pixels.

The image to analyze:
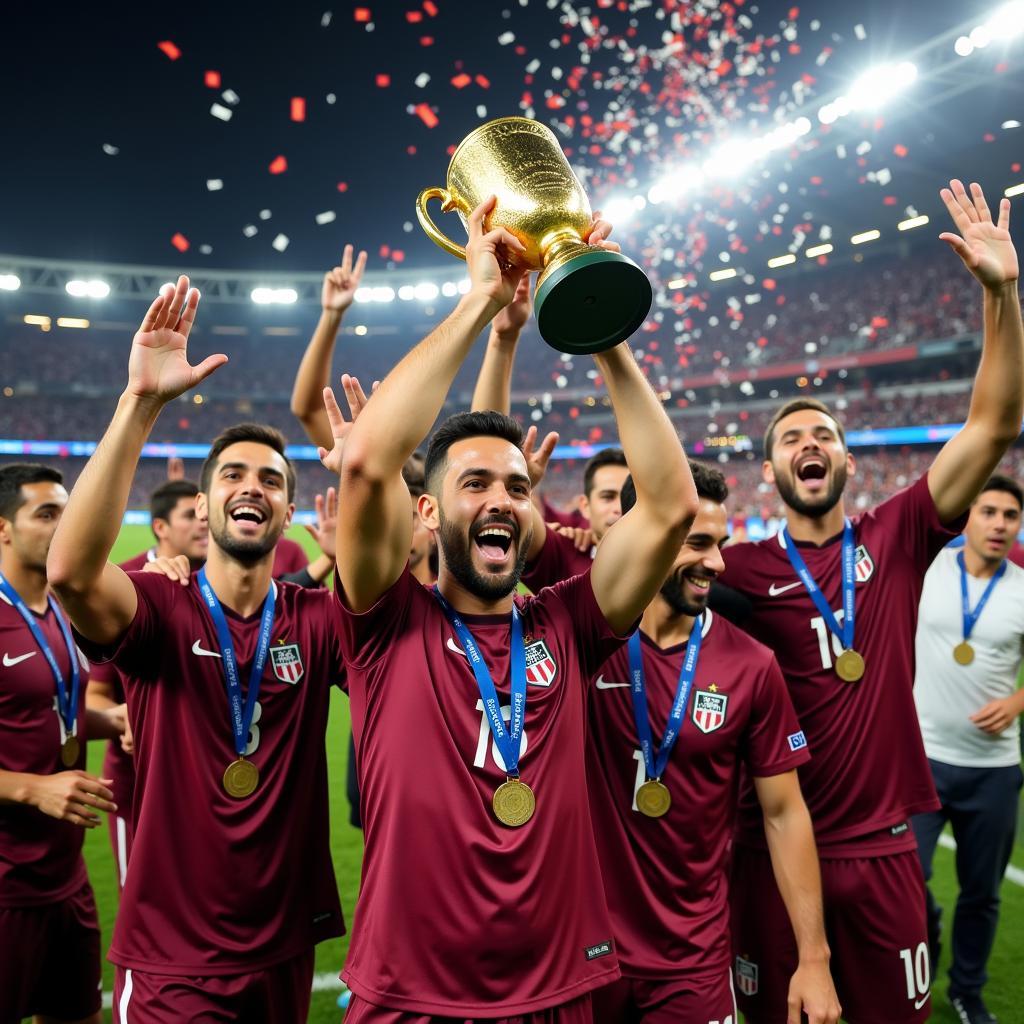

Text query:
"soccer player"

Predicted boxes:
[[323, 196, 696, 1020], [48, 278, 346, 1022], [717, 179, 1023, 1024], [913, 474, 1024, 1024], [587, 465, 840, 1024], [0, 463, 125, 1024], [470, 274, 629, 591], [119, 479, 209, 571]]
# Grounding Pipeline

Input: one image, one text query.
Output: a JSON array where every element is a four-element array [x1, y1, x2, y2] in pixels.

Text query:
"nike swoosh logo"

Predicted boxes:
[[191, 640, 222, 659], [768, 581, 802, 596], [446, 637, 466, 658], [914, 993, 931, 1010], [3, 651, 36, 667], [595, 675, 631, 690]]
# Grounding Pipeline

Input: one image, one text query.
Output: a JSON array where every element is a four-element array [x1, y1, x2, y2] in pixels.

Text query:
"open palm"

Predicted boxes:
[[940, 180, 1018, 289], [127, 276, 227, 403]]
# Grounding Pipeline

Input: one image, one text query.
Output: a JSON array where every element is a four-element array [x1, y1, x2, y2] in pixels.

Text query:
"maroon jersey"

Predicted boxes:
[[0, 594, 90, 906], [542, 497, 588, 531], [272, 537, 308, 577], [76, 572, 346, 974], [336, 568, 628, 1015], [587, 611, 808, 978], [720, 475, 962, 854], [120, 548, 155, 573], [521, 524, 593, 593], [1007, 542, 1024, 568]]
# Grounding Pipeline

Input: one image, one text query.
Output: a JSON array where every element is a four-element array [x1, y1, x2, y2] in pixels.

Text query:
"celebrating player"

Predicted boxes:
[[47, 277, 347, 1022], [0, 463, 125, 1024], [323, 195, 697, 1020], [587, 464, 840, 1024], [717, 179, 1023, 1024]]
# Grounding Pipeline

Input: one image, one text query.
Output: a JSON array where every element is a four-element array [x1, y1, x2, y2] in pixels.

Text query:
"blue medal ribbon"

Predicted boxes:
[[197, 569, 275, 758], [782, 519, 856, 653], [0, 572, 80, 740], [958, 551, 1006, 644], [627, 618, 702, 782], [432, 586, 527, 778]]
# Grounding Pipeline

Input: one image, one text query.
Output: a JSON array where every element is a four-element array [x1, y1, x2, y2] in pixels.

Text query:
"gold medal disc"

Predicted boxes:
[[835, 649, 865, 682], [636, 779, 671, 818], [492, 778, 536, 827], [222, 758, 259, 799], [953, 641, 975, 666], [60, 736, 80, 768]]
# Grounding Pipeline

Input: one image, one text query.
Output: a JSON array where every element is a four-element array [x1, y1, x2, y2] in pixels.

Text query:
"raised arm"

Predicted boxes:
[[470, 273, 531, 415], [928, 180, 1023, 523], [291, 245, 367, 450], [324, 196, 527, 612], [588, 345, 697, 634], [48, 277, 226, 644]]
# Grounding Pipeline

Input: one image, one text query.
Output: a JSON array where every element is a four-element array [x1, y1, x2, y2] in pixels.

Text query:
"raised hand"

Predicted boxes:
[[323, 244, 368, 313], [492, 273, 533, 341], [319, 373, 375, 475], [127, 276, 227, 405], [940, 179, 1018, 290], [521, 425, 559, 488], [466, 195, 528, 313], [585, 210, 622, 254], [305, 487, 339, 560], [29, 770, 116, 828]]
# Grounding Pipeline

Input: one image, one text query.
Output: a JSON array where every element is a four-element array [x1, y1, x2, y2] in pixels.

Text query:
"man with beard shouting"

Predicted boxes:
[[717, 180, 1023, 1024], [320, 195, 697, 1021]]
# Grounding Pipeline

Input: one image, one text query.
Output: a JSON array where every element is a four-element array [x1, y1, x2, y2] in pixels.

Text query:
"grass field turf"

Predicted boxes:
[[68, 525, 1024, 1023]]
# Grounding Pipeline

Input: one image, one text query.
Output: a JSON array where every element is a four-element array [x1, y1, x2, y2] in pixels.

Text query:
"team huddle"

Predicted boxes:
[[0, 179, 1021, 1024]]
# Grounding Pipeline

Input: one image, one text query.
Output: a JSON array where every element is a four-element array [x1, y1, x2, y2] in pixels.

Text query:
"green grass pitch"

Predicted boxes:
[[62, 526, 1024, 1022]]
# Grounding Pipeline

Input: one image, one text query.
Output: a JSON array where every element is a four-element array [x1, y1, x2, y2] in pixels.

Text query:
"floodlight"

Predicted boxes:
[[709, 268, 737, 282], [851, 229, 880, 244], [354, 287, 373, 303], [898, 215, 930, 230], [0, 274, 20, 291], [441, 282, 459, 297], [954, 35, 974, 57], [398, 285, 416, 300], [370, 286, 395, 302], [414, 283, 440, 301], [847, 62, 917, 110], [768, 254, 797, 268], [805, 244, 833, 258], [1006, 183, 1024, 197]]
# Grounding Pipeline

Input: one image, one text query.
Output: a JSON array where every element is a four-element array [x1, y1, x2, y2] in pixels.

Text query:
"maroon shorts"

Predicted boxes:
[[343, 991, 594, 1023], [0, 881, 102, 1024], [730, 845, 931, 1024], [112, 947, 315, 1023], [592, 971, 737, 1024], [106, 811, 134, 892]]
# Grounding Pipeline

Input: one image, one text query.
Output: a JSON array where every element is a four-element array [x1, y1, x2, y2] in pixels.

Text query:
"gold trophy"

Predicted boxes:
[[416, 116, 652, 354]]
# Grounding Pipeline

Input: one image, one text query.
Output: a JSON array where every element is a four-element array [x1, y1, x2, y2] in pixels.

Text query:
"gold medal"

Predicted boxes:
[[492, 778, 536, 827], [953, 641, 975, 666], [636, 779, 671, 818], [222, 757, 259, 798], [60, 736, 79, 768], [835, 649, 865, 682]]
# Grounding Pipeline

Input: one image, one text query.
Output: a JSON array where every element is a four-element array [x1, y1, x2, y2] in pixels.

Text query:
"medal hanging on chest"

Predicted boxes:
[[197, 569, 275, 800], [954, 552, 1005, 667], [627, 620, 703, 819], [432, 586, 535, 827], [782, 520, 865, 682]]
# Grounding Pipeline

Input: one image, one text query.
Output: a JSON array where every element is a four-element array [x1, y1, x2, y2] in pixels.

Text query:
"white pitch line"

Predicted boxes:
[[937, 832, 1024, 887], [102, 971, 344, 1010]]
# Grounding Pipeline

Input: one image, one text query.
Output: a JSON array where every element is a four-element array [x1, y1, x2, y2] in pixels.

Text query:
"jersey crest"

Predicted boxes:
[[735, 956, 759, 995], [692, 689, 728, 734], [524, 637, 557, 687], [854, 543, 875, 583], [270, 643, 304, 684]]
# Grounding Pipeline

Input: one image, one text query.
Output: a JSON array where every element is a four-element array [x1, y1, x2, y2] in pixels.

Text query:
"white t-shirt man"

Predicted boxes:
[[915, 546, 1024, 767]]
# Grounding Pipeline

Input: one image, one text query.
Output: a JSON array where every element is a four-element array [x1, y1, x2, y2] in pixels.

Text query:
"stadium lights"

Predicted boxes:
[[647, 166, 705, 205], [957, 3, 1024, 56], [441, 281, 459, 297], [24, 314, 51, 330], [353, 325, 368, 336], [601, 194, 647, 224], [354, 285, 397, 303], [708, 268, 737, 282], [851, 229, 881, 245], [1006, 183, 1024, 198], [898, 214, 930, 230], [667, 277, 689, 289], [818, 62, 917, 123], [767, 254, 797, 268], [66, 279, 110, 299], [413, 282, 440, 301], [398, 285, 415, 301], [250, 287, 297, 304], [0, 274, 20, 291], [806, 243, 834, 258], [56, 317, 89, 329]]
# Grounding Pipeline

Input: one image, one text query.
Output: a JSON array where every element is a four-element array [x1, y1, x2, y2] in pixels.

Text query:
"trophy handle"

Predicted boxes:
[[416, 187, 467, 260]]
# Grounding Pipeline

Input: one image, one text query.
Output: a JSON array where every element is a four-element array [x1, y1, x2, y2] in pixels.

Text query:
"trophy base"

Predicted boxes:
[[534, 249, 652, 354]]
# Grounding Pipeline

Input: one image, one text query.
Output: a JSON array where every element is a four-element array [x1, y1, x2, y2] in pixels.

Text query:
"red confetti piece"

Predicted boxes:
[[376, 73, 390, 87], [413, 103, 438, 128], [204, 70, 221, 88], [354, 7, 371, 21], [392, 250, 405, 262], [871, 316, 889, 328], [423, 0, 438, 13], [451, 73, 471, 89], [883, 195, 897, 205], [290, 97, 306, 122], [269, 155, 288, 174], [380, 245, 391, 258], [474, 74, 490, 88], [171, 233, 190, 252], [337, 182, 349, 192], [406, 9, 423, 21], [407, 145, 417, 155], [157, 40, 181, 61], [893, 143, 908, 157], [983, 133, 996, 142], [763, 279, 777, 290], [420, 36, 434, 45], [1012, 163, 1021, 173]]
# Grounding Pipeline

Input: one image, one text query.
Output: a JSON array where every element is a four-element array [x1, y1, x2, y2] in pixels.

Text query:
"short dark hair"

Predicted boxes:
[[0, 463, 64, 521], [425, 411, 524, 493], [620, 461, 727, 517], [583, 447, 627, 498], [977, 473, 1024, 511], [150, 479, 199, 530], [763, 398, 846, 460], [403, 452, 427, 498], [199, 424, 296, 501]]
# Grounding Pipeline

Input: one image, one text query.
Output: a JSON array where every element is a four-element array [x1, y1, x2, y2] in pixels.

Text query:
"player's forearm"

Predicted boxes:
[[0, 770, 41, 806], [86, 707, 124, 741], [594, 344, 697, 528], [291, 309, 343, 449], [966, 282, 1024, 443], [304, 554, 334, 584], [342, 291, 496, 482], [471, 330, 519, 414]]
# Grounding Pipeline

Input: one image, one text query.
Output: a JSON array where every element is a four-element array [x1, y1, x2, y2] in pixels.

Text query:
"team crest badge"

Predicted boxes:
[[270, 643, 304, 684], [735, 956, 759, 996], [854, 543, 874, 583], [524, 637, 557, 687], [692, 689, 728, 734]]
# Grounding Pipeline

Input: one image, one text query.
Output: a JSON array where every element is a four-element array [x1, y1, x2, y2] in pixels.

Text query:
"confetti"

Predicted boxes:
[[376, 73, 391, 87], [415, 72, 431, 87], [354, 7, 371, 21], [210, 103, 233, 122], [406, 10, 423, 23], [498, 31, 515, 45], [290, 97, 306, 122], [337, 182, 349, 192], [157, 40, 181, 60], [243, 225, 258, 237], [326, 93, 337, 104], [423, 0, 438, 14], [222, 89, 240, 105], [171, 233, 190, 252], [199, 244, 213, 255], [321, 10, 333, 26], [259, 209, 272, 220], [854, 23, 866, 39], [102, 143, 119, 156], [268, 155, 288, 174], [413, 103, 439, 128], [272, 233, 290, 252], [315, 210, 337, 225], [204, 70, 221, 89], [451, 73, 471, 89], [206, 178, 224, 191]]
